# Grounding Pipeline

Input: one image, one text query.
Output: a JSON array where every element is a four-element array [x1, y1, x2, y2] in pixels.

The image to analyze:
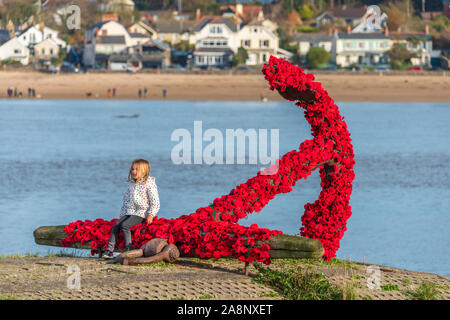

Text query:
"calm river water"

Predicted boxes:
[[0, 99, 448, 276]]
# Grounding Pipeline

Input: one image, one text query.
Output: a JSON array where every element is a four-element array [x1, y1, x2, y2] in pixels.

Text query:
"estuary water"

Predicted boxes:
[[0, 99, 448, 277]]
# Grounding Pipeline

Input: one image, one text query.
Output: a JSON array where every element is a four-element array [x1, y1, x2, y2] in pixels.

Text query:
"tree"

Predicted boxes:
[[382, 3, 405, 31], [306, 47, 330, 69], [298, 5, 314, 21], [385, 43, 416, 69], [232, 47, 249, 67]]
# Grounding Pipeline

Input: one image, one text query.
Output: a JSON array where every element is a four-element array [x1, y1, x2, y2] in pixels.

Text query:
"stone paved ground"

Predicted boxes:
[[0, 256, 449, 300], [0, 257, 279, 300]]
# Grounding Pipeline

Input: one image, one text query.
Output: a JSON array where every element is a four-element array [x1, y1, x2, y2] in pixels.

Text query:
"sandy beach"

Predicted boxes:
[[1, 71, 449, 102]]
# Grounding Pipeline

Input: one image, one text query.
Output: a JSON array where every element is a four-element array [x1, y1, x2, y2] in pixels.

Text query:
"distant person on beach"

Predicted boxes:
[[107, 89, 111, 98], [32, 88, 36, 97], [102, 159, 160, 259], [163, 88, 167, 98], [7, 88, 12, 98], [138, 89, 142, 99], [28, 88, 32, 97], [112, 88, 116, 97], [143, 88, 147, 97]]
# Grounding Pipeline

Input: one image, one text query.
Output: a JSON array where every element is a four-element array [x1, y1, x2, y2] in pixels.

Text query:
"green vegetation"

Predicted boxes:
[[0, 293, 17, 300], [385, 43, 416, 70], [381, 284, 399, 291], [232, 47, 249, 67], [306, 47, 330, 69], [199, 294, 213, 300], [253, 265, 356, 300], [406, 281, 443, 300]]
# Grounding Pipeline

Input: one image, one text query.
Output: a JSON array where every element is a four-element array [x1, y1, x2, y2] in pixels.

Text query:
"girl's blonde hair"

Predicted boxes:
[[128, 159, 150, 184]]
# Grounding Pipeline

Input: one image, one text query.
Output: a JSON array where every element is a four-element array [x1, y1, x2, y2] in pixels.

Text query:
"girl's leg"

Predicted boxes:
[[120, 215, 145, 251], [106, 215, 129, 252]]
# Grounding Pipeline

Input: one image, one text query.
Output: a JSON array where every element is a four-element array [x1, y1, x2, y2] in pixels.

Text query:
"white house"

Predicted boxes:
[[192, 16, 289, 68], [335, 32, 390, 66], [83, 20, 149, 68], [293, 33, 335, 65], [34, 38, 60, 60], [16, 25, 66, 49], [192, 17, 238, 68], [0, 37, 30, 65], [237, 19, 280, 65]]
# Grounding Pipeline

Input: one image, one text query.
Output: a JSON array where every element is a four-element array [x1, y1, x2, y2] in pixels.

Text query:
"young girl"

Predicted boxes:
[[103, 159, 160, 259]]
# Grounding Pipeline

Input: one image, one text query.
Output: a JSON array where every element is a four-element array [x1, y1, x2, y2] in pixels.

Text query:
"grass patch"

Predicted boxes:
[[381, 284, 399, 291], [199, 294, 213, 300], [137, 261, 175, 268], [253, 265, 351, 300], [0, 293, 17, 300], [406, 281, 443, 300]]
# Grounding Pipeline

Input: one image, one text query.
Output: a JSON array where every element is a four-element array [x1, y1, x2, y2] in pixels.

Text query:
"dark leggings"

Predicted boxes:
[[107, 215, 145, 252]]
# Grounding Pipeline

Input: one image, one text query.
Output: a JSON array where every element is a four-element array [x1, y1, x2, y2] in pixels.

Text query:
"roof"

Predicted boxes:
[[194, 47, 234, 55], [194, 17, 237, 32], [129, 33, 148, 38], [98, 35, 126, 44], [319, 7, 366, 19], [109, 53, 165, 63], [155, 21, 195, 33], [293, 33, 334, 42], [388, 32, 432, 41], [337, 32, 389, 39], [0, 30, 10, 45]]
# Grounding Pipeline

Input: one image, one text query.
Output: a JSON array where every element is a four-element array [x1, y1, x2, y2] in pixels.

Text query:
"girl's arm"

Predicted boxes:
[[145, 178, 160, 219], [119, 185, 129, 217]]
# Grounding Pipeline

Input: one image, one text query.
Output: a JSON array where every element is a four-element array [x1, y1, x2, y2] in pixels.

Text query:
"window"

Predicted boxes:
[[253, 28, 258, 33], [358, 42, 364, 49], [262, 40, 269, 48], [50, 48, 54, 55], [41, 48, 45, 55], [210, 25, 223, 34], [242, 40, 251, 47], [14, 49, 21, 54]]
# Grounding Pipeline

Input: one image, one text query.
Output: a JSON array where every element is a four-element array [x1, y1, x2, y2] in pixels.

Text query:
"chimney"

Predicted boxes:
[[347, 24, 351, 34], [425, 24, 429, 34], [384, 26, 389, 36], [102, 13, 119, 22], [196, 8, 201, 23], [236, 3, 243, 16]]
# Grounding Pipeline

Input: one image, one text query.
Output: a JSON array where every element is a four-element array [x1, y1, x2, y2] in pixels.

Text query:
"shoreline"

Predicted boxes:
[[1, 72, 449, 102], [0, 255, 448, 300]]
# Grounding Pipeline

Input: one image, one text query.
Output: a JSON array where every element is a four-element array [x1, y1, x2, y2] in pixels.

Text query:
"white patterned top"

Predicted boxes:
[[120, 176, 160, 218]]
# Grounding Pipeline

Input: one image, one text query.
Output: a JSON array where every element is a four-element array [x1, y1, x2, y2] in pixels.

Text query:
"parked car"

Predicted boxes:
[[165, 64, 186, 71], [60, 61, 79, 73], [236, 65, 252, 71], [404, 66, 423, 72], [374, 66, 392, 72], [322, 65, 338, 71]]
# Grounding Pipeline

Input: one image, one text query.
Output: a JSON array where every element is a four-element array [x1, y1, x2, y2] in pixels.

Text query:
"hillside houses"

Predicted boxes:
[[0, 3, 443, 71], [0, 22, 66, 65], [293, 26, 435, 68]]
